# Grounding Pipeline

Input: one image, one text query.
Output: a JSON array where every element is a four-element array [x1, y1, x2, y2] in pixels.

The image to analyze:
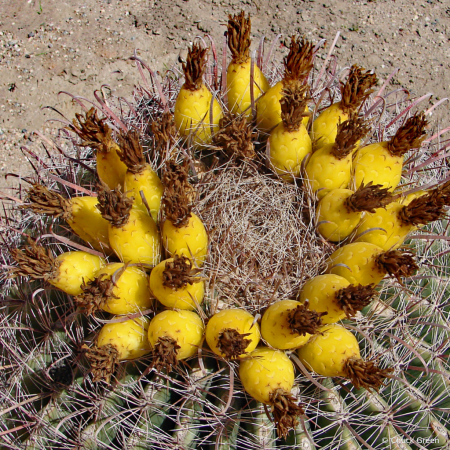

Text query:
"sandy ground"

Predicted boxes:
[[0, 0, 449, 189]]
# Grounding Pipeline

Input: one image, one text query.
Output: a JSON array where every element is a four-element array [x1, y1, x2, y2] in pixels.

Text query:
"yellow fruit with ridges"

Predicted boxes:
[[149, 258, 205, 310], [52, 251, 105, 296], [174, 84, 223, 146], [90, 263, 153, 315], [227, 60, 270, 119], [68, 196, 111, 253], [109, 208, 160, 266], [311, 102, 348, 149], [299, 274, 351, 324], [256, 81, 309, 133], [353, 142, 403, 191], [305, 143, 352, 199], [316, 189, 362, 241], [297, 324, 360, 377], [96, 141, 128, 190], [239, 347, 295, 404], [162, 213, 208, 267], [148, 310, 204, 360], [124, 166, 164, 223], [205, 309, 260, 359], [325, 242, 385, 286], [97, 316, 151, 360], [261, 300, 312, 350], [268, 121, 311, 182], [355, 202, 412, 250]]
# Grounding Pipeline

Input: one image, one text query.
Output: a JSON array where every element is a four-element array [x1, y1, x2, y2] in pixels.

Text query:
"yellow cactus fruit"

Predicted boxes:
[[226, 11, 270, 118], [205, 308, 260, 359], [354, 112, 428, 191], [299, 274, 376, 323], [305, 114, 370, 199], [354, 202, 410, 251], [9, 238, 105, 296], [160, 160, 208, 266], [148, 310, 204, 371], [268, 84, 312, 182], [70, 107, 127, 189], [317, 183, 393, 242], [239, 347, 304, 438], [355, 181, 450, 250], [256, 36, 314, 133], [261, 299, 325, 350], [162, 213, 208, 266], [23, 184, 112, 254], [116, 130, 164, 222], [174, 43, 223, 147], [311, 65, 377, 149], [325, 242, 418, 286], [75, 262, 153, 315], [297, 324, 392, 390], [149, 255, 205, 310], [97, 184, 161, 265], [85, 316, 151, 383]]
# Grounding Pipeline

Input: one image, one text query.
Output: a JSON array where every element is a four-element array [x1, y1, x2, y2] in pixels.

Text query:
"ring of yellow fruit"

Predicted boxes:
[[205, 308, 260, 359]]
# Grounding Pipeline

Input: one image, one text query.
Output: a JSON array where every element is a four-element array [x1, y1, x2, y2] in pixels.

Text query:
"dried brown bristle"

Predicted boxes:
[[74, 274, 118, 315], [227, 11, 251, 64], [162, 189, 193, 228], [330, 114, 370, 160], [280, 84, 309, 132], [217, 328, 252, 359], [83, 343, 119, 384], [162, 160, 192, 192], [162, 160, 195, 227], [437, 180, 450, 203], [152, 111, 178, 153], [70, 107, 114, 154], [335, 284, 376, 318], [345, 182, 394, 213], [23, 184, 72, 220], [340, 65, 378, 113], [9, 236, 59, 281], [215, 114, 256, 161], [287, 301, 327, 336], [162, 254, 202, 290], [269, 388, 305, 439], [398, 187, 449, 227], [153, 336, 181, 372], [182, 43, 208, 91], [387, 112, 428, 157], [116, 130, 146, 174], [283, 36, 315, 86], [343, 356, 393, 391], [96, 183, 133, 228], [375, 250, 418, 283]]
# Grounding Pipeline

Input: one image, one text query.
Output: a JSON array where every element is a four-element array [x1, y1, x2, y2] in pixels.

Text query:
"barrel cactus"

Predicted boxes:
[[1, 11, 449, 450]]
